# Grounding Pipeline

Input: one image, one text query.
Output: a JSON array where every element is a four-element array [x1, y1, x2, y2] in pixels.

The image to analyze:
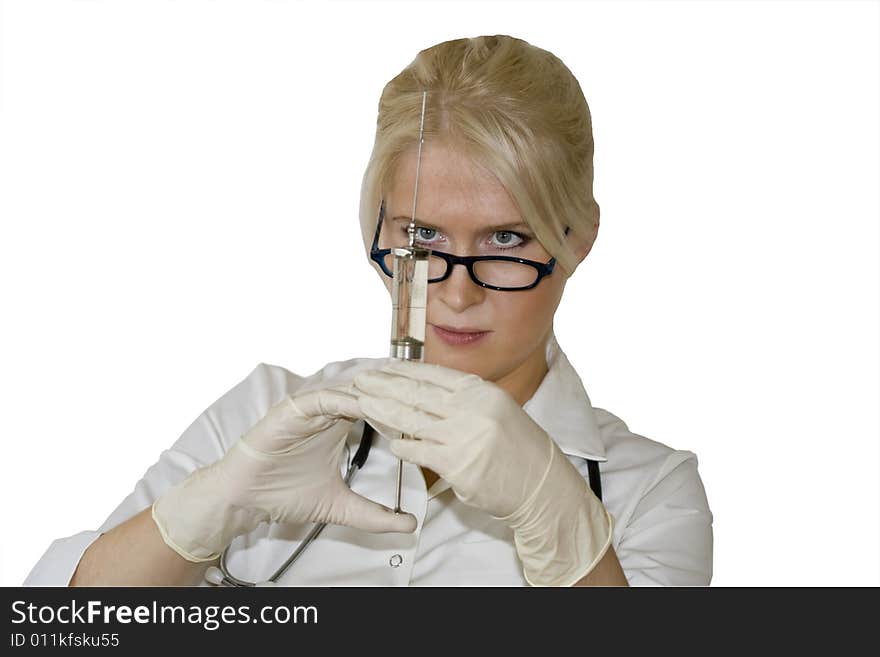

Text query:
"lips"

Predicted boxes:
[[430, 323, 491, 346], [434, 324, 487, 334]]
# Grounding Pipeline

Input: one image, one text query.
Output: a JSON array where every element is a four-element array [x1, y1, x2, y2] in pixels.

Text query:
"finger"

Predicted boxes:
[[388, 437, 442, 473], [353, 370, 456, 418], [290, 387, 363, 422], [332, 488, 418, 534], [243, 411, 353, 455], [357, 394, 442, 441], [380, 359, 484, 392]]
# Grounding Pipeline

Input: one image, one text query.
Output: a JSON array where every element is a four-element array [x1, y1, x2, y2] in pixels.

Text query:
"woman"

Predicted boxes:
[[25, 35, 712, 587]]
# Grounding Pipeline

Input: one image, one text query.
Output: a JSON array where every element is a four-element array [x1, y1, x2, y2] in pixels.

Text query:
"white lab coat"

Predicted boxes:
[[24, 335, 713, 586]]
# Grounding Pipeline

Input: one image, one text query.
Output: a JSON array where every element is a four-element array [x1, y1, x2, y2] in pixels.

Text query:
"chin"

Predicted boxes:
[[424, 342, 499, 380]]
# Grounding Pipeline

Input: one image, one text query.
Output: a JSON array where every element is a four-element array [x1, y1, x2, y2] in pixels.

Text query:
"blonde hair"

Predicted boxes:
[[359, 35, 600, 276]]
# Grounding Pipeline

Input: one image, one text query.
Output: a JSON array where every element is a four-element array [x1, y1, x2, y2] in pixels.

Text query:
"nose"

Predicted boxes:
[[434, 261, 486, 313]]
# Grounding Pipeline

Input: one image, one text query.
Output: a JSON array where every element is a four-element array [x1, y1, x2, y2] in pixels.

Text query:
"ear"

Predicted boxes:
[[573, 228, 597, 265], [571, 204, 600, 267]]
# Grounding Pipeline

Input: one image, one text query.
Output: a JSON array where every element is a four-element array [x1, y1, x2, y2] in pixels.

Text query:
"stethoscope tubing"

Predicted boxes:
[[207, 422, 375, 587]]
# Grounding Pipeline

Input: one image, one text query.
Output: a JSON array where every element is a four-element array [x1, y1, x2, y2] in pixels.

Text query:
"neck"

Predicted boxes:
[[494, 332, 551, 406]]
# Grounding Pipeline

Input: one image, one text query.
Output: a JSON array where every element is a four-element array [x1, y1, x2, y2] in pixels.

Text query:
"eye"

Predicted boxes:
[[398, 225, 444, 246], [416, 227, 439, 242], [489, 231, 529, 249]]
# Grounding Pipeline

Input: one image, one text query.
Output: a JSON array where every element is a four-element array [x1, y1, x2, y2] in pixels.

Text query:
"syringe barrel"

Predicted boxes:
[[390, 246, 430, 362]]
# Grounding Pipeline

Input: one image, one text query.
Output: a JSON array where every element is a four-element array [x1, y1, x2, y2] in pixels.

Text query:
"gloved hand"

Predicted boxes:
[[152, 384, 418, 563], [353, 359, 614, 587]]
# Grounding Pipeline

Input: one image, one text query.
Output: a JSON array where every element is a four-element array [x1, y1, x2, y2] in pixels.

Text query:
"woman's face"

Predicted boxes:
[[377, 142, 570, 395]]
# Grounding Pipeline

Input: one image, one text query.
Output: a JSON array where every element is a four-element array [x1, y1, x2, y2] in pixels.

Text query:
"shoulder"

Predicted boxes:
[[593, 405, 700, 475], [242, 356, 391, 397], [227, 356, 390, 407], [185, 356, 389, 454], [591, 405, 709, 522]]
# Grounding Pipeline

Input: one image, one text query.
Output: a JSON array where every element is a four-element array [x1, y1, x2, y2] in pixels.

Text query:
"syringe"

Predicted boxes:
[[389, 91, 430, 514]]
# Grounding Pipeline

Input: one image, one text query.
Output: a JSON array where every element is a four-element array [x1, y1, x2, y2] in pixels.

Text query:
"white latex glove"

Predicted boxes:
[[152, 384, 418, 562], [353, 359, 614, 587]]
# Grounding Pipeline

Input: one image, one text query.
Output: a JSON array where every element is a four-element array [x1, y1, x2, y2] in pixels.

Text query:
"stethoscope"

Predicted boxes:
[[204, 420, 603, 587]]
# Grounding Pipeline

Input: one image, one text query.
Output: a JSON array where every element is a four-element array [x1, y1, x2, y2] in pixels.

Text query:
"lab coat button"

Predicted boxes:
[[389, 554, 403, 568]]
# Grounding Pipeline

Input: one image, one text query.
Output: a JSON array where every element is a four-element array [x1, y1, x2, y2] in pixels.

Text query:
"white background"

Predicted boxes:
[[1, 0, 877, 586]]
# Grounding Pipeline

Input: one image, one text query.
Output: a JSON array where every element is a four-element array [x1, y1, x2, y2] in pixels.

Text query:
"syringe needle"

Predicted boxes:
[[408, 91, 428, 249], [393, 90, 429, 515], [394, 460, 404, 513]]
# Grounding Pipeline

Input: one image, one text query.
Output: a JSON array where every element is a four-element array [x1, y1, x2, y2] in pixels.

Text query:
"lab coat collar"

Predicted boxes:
[[522, 333, 608, 463]]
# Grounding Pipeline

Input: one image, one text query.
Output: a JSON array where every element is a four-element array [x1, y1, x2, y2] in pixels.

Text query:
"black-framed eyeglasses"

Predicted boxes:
[[369, 200, 569, 292]]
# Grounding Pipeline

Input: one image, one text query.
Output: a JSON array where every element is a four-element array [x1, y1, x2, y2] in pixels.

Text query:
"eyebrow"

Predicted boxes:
[[390, 215, 534, 234]]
